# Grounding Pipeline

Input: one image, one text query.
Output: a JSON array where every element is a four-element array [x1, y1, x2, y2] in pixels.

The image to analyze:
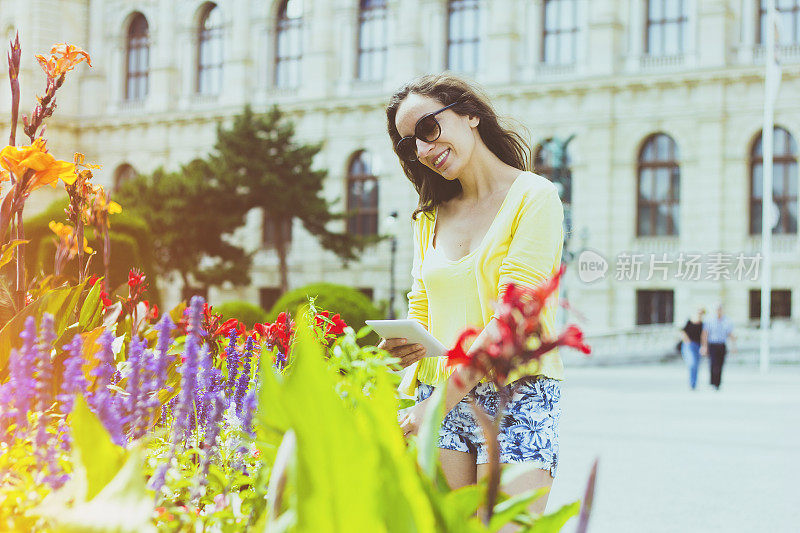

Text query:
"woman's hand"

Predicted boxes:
[[398, 398, 430, 438], [377, 337, 427, 368]]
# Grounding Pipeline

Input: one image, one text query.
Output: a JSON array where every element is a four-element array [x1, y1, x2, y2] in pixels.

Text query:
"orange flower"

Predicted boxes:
[[49, 221, 92, 255], [35, 43, 92, 79], [0, 139, 76, 192]]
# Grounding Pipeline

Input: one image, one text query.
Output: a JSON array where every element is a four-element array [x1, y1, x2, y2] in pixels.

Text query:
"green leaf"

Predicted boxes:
[[0, 239, 27, 269], [34, 445, 155, 533], [0, 281, 86, 381], [78, 278, 104, 330], [489, 487, 551, 532], [526, 501, 580, 533], [443, 484, 484, 517], [70, 395, 127, 500], [416, 384, 446, 480]]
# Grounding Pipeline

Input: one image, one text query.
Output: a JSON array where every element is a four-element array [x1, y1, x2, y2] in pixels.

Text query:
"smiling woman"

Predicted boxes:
[[383, 73, 566, 520]]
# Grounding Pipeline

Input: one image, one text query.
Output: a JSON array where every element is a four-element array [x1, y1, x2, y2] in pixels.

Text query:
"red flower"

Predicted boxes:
[[128, 268, 145, 288], [446, 264, 589, 387], [315, 310, 348, 337], [214, 318, 239, 337]]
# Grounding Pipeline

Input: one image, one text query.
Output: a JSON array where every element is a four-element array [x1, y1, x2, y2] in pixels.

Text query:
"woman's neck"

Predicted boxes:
[[456, 142, 519, 202]]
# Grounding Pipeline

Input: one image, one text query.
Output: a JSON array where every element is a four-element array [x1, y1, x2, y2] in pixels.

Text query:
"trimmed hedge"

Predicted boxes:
[[22, 198, 161, 305], [213, 301, 269, 328], [268, 282, 384, 345]]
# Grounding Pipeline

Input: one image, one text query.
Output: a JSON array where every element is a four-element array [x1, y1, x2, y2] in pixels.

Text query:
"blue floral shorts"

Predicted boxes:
[[416, 376, 561, 477]]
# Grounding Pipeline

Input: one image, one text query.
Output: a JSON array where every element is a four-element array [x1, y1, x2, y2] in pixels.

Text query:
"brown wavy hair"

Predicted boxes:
[[386, 73, 533, 220]]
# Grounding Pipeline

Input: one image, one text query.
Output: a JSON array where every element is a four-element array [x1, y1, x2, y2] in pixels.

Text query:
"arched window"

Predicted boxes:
[[357, 0, 388, 81], [114, 163, 137, 191], [447, 0, 481, 73], [534, 140, 573, 206], [197, 3, 223, 95], [542, 0, 580, 65], [758, 0, 800, 45], [645, 0, 688, 56], [125, 13, 149, 101], [750, 127, 798, 235], [637, 133, 680, 236], [346, 151, 379, 236], [275, 0, 303, 88]]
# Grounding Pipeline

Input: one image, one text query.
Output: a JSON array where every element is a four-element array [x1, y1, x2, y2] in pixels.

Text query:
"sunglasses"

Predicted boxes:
[[395, 102, 459, 162]]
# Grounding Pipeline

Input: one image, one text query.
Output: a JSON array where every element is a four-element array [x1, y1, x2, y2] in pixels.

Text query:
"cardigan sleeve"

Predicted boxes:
[[406, 217, 429, 329], [497, 184, 564, 297]]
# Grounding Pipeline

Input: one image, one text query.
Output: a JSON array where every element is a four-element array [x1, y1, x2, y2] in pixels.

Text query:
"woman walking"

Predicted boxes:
[[680, 307, 706, 390], [379, 74, 565, 516]]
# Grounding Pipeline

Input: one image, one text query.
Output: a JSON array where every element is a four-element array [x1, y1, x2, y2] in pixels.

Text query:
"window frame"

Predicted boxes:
[[541, 0, 580, 65], [125, 13, 150, 101], [446, 0, 481, 73], [274, 0, 303, 88], [644, 0, 688, 57], [636, 289, 674, 325], [346, 151, 379, 237], [356, 0, 388, 81], [636, 133, 681, 237], [749, 126, 798, 235], [197, 3, 224, 95], [757, 0, 800, 45]]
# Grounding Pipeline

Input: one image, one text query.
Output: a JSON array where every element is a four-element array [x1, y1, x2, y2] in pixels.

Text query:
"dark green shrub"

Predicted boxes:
[[213, 301, 268, 328], [269, 282, 384, 345], [23, 198, 161, 305]]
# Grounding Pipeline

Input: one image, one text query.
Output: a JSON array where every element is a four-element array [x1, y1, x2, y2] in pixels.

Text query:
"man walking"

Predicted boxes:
[[701, 304, 735, 390]]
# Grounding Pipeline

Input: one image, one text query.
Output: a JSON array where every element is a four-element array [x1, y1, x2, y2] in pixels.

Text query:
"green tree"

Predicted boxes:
[[209, 105, 380, 293], [115, 161, 251, 295]]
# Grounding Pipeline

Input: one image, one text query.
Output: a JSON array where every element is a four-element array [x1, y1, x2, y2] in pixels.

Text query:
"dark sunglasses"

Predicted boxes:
[[395, 102, 459, 162]]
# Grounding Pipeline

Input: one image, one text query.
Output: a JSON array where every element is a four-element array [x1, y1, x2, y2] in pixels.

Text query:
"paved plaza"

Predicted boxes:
[[548, 362, 800, 533]]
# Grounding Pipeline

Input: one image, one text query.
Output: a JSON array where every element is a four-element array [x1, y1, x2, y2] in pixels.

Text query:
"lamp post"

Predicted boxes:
[[386, 211, 399, 319]]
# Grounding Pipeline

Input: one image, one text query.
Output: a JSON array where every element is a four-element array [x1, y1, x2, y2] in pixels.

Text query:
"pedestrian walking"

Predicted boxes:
[[680, 307, 705, 390], [701, 304, 735, 390]]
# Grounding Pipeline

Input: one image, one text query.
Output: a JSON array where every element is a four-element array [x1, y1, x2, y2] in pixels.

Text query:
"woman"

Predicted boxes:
[[680, 307, 705, 390], [380, 74, 565, 514]]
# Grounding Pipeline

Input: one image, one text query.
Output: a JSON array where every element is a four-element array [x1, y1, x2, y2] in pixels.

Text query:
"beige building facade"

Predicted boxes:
[[0, 0, 798, 333]]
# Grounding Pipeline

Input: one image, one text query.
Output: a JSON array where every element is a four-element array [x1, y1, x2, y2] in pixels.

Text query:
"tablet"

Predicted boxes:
[[366, 319, 447, 358]]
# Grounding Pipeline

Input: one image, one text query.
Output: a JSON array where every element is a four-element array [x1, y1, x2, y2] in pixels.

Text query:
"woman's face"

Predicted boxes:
[[394, 93, 480, 180]]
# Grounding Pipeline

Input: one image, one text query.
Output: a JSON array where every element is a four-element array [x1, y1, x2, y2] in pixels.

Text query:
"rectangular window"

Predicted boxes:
[[263, 213, 292, 248], [260, 287, 283, 312], [636, 289, 674, 325], [646, 0, 687, 56], [542, 0, 580, 65], [749, 289, 792, 319]]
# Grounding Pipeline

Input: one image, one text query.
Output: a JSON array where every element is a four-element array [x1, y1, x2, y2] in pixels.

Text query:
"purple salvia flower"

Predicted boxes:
[[192, 391, 226, 500], [9, 317, 39, 431], [153, 314, 175, 392], [234, 337, 254, 419], [88, 331, 126, 447], [224, 331, 240, 396], [125, 336, 145, 422], [172, 296, 204, 442], [34, 314, 57, 414], [58, 335, 87, 416], [241, 388, 257, 438]]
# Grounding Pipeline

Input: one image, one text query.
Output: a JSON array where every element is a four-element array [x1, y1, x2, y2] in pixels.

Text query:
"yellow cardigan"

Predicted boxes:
[[402, 171, 565, 396]]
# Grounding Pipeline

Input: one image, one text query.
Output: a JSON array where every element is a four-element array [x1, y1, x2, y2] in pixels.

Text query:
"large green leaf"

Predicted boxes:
[[0, 281, 86, 380], [489, 487, 550, 532], [416, 383, 446, 480], [34, 445, 155, 533], [78, 278, 104, 331], [70, 395, 127, 500], [257, 315, 439, 532], [526, 501, 580, 533]]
